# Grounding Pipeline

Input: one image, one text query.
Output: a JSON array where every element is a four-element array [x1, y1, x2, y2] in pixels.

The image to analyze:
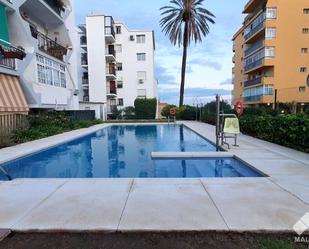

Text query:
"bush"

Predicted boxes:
[[240, 114, 309, 153], [12, 112, 103, 144], [177, 106, 196, 120], [134, 98, 157, 119], [123, 106, 136, 120], [0, 129, 12, 148], [161, 104, 177, 118]]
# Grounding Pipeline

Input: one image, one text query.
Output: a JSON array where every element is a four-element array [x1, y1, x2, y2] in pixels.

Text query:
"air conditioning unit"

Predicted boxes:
[[130, 35, 135, 41], [138, 79, 144, 84]]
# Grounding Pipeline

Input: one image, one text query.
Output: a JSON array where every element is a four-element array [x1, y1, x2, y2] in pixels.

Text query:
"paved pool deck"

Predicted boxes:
[[0, 121, 308, 233]]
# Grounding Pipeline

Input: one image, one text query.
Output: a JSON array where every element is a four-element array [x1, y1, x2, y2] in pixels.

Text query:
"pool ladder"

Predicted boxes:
[[0, 165, 12, 180]]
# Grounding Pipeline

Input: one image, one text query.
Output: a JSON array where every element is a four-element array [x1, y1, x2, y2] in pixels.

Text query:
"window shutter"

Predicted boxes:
[[0, 3, 10, 45]]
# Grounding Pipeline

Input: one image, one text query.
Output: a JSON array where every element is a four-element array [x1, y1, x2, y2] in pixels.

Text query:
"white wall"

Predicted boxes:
[[115, 22, 157, 107], [86, 15, 107, 104]]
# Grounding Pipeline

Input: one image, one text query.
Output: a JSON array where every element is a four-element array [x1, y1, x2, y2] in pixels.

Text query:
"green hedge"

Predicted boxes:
[[239, 114, 309, 153], [134, 98, 157, 119], [13, 112, 102, 144]]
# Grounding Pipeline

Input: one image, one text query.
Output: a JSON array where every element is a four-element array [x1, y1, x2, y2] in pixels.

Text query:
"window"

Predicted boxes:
[[304, 8, 309, 14], [300, 67, 307, 72], [137, 53, 146, 61], [265, 47, 275, 58], [115, 44, 122, 53], [265, 27, 276, 39], [301, 48, 308, 54], [117, 63, 123, 71], [116, 26, 121, 34], [137, 89, 146, 98], [303, 28, 309, 34], [36, 54, 66, 88], [118, 98, 124, 106], [117, 81, 123, 88], [136, 35, 146, 43], [266, 7, 277, 19], [137, 71, 146, 84], [299, 86, 306, 92]]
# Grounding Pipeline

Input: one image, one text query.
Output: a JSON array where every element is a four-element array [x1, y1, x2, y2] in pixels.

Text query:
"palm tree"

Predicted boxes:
[[160, 0, 215, 107]]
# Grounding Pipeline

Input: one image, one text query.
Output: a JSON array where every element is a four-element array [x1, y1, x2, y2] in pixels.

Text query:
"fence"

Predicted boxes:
[[60, 110, 96, 122], [0, 114, 28, 132], [0, 114, 28, 148]]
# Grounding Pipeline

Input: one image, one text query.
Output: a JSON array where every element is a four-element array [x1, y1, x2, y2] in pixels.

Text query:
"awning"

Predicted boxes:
[[0, 74, 29, 114]]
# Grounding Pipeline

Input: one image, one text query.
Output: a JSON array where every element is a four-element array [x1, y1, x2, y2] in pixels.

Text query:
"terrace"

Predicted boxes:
[[30, 25, 67, 61]]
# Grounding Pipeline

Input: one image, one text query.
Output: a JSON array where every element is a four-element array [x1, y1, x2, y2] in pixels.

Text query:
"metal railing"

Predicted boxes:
[[0, 57, 16, 70], [30, 25, 67, 61], [244, 40, 264, 57], [244, 77, 262, 87], [243, 95, 263, 102]]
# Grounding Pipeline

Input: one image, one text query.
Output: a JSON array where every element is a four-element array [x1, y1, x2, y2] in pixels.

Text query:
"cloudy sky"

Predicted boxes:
[[75, 0, 248, 105]]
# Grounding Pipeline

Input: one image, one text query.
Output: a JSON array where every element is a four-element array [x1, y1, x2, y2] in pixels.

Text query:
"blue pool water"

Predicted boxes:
[[0, 125, 262, 179]]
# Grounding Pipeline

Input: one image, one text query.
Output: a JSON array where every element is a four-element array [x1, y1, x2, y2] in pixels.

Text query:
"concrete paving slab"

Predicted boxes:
[[202, 178, 309, 231], [118, 179, 228, 231], [245, 159, 309, 177], [13, 179, 132, 232], [0, 179, 67, 229], [271, 176, 309, 205]]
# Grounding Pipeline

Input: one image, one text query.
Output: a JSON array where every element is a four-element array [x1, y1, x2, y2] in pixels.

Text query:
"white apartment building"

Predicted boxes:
[[78, 14, 157, 120], [0, 0, 79, 114]]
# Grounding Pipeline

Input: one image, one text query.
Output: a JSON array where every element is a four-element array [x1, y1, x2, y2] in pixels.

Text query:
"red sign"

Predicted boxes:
[[170, 108, 177, 116], [235, 101, 244, 116]]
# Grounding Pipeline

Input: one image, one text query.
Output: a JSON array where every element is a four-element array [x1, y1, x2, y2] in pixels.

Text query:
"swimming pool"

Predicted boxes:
[[0, 124, 263, 179]]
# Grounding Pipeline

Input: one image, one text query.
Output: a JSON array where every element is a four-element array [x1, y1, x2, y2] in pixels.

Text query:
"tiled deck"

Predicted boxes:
[[0, 121, 308, 232]]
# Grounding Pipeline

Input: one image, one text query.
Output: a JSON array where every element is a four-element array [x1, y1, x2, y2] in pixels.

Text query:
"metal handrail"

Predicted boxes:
[[0, 165, 12, 180]]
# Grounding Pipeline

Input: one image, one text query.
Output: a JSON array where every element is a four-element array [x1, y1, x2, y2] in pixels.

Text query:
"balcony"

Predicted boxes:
[[243, 0, 265, 14], [244, 58, 264, 72], [104, 16, 115, 43], [244, 77, 262, 87], [82, 78, 89, 85], [106, 64, 116, 80], [30, 26, 67, 61], [107, 81, 117, 97], [243, 95, 262, 102], [0, 43, 26, 70], [244, 40, 264, 57], [42, 0, 64, 16], [83, 95, 89, 102], [105, 45, 116, 62], [244, 21, 265, 42]]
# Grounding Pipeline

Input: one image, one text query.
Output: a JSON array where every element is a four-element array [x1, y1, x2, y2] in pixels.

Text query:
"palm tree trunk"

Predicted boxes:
[[179, 21, 189, 107]]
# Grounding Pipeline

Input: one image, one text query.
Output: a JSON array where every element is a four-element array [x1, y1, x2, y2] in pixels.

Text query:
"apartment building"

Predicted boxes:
[[78, 14, 157, 120], [0, 0, 79, 114], [232, 0, 309, 109]]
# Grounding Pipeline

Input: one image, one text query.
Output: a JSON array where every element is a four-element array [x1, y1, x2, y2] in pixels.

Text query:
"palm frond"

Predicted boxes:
[[159, 0, 215, 47]]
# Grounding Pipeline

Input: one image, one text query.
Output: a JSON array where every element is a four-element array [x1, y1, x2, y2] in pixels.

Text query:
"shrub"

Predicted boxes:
[[239, 114, 309, 153], [0, 129, 12, 148], [123, 106, 136, 120], [177, 106, 196, 120], [161, 104, 177, 118], [134, 98, 157, 119]]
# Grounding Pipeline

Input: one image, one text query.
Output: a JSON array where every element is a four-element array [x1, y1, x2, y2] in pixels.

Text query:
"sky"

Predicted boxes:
[[75, 0, 248, 105]]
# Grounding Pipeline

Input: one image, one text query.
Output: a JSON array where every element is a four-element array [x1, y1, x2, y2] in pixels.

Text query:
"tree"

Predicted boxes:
[[160, 0, 215, 107]]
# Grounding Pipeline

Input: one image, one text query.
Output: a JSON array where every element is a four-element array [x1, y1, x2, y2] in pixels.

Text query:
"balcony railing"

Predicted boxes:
[[83, 95, 89, 102], [244, 21, 265, 41], [0, 44, 26, 70], [244, 77, 262, 87], [30, 25, 67, 61], [244, 40, 264, 57], [243, 95, 262, 102], [104, 16, 115, 39], [244, 58, 264, 72]]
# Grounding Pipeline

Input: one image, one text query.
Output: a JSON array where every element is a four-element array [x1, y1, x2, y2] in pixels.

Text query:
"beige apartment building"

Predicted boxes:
[[232, 0, 309, 109]]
